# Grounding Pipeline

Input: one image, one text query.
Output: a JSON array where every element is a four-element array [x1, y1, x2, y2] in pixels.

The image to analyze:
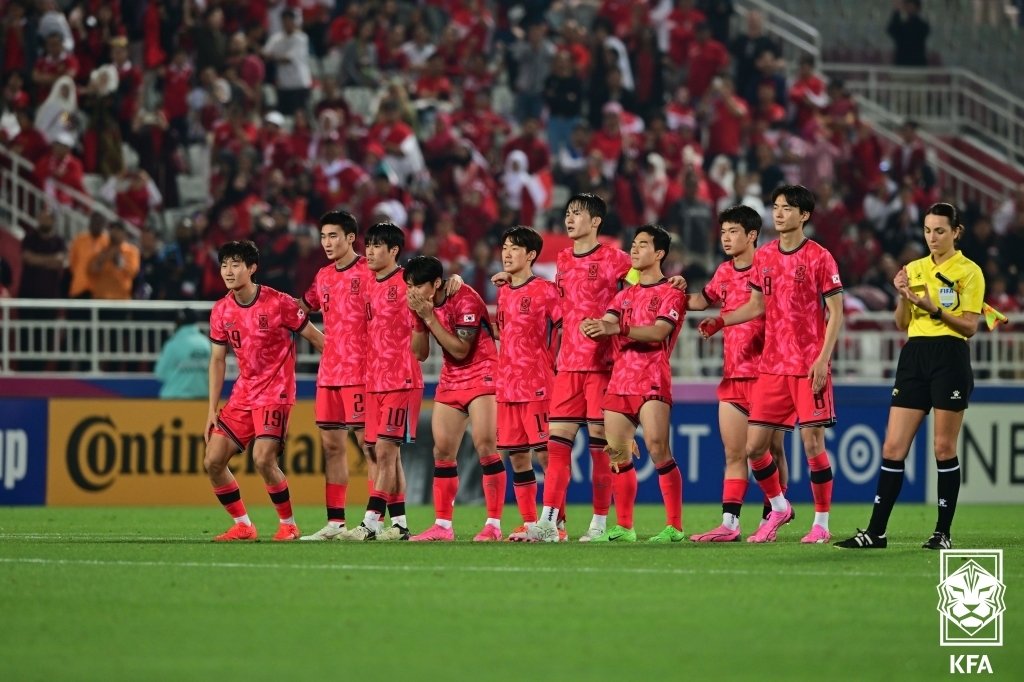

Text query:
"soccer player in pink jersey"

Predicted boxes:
[[343, 222, 424, 541], [403, 256, 504, 541], [514, 193, 685, 543], [203, 240, 325, 542], [687, 206, 789, 542], [297, 210, 375, 540], [579, 224, 687, 542], [519, 193, 632, 542], [700, 185, 844, 544], [493, 227, 563, 542]]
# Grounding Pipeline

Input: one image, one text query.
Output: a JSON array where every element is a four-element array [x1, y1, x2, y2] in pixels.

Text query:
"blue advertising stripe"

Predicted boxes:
[[560, 391, 932, 505], [0, 398, 49, 505]]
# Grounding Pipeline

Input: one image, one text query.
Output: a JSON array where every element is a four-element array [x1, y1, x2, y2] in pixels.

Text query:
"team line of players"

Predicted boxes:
[[201, 186, 844, 544]]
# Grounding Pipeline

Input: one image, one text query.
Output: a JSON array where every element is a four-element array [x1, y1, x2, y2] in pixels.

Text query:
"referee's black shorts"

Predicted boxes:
[[890, 336, 974, 412]]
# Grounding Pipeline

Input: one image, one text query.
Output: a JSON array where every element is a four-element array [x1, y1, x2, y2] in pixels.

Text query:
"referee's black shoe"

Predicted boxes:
[[922, 531, 952, 550], [834, 529, 887, 549]]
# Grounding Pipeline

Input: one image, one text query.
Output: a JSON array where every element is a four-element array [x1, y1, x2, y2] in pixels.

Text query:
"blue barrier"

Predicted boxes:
[[0, 398, 49, 505]]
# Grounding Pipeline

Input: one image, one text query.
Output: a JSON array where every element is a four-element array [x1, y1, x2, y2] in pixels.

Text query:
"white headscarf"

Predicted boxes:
[[35, 75, 78, 143], [502, 149, 546, 211], [604, 36, 634, 91]]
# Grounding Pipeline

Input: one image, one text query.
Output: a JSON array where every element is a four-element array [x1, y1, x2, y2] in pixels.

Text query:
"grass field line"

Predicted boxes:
[[0, 555, 947, 579]]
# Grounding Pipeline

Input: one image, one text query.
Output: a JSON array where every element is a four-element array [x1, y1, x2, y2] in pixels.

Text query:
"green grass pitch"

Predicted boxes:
[[1, 503, 1021, 681]]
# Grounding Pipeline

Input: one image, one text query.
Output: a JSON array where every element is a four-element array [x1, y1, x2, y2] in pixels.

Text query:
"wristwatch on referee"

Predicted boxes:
[[929, 307, 943, 320]]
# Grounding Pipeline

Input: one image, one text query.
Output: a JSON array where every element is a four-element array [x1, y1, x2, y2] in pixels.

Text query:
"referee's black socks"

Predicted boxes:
[[867, 458, 905, 537], [935, 457, 961, 536]]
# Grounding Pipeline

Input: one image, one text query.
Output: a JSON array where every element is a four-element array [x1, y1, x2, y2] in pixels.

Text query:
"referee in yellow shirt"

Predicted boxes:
[[837, 202, 984, 550]]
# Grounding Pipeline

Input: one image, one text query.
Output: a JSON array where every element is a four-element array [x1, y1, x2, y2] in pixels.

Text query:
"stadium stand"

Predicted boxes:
[[0, 0, 1022, 380]]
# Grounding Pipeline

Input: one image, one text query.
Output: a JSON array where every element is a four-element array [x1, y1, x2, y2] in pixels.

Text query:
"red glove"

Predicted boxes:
[[698, 316, 725, 338]]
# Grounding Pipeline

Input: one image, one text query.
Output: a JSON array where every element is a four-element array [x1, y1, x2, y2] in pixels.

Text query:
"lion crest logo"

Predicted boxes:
[[937, 553, 1006, 645]]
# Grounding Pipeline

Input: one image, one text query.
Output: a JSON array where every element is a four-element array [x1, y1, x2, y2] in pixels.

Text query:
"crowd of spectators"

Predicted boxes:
[[0, 0, 1022, 326]]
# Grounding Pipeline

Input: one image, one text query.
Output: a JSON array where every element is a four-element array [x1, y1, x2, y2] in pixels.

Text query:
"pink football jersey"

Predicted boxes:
[[495, 276, 562, 403], [365, 267, 424, 393], [209, 285, 309, 408], [432, 284, 498, 391], [749, 239, 843, 376], [555, 243, 632, 372], [703, 259, 765, 378], [302, 256, 374, 387], [605, 280, 685, 399]]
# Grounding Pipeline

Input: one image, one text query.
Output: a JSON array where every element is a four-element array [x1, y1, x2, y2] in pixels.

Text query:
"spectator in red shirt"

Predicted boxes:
[[789, 54, 828, 133], [848, 119, 885, 202], [375, 22, 409, 75], [456, 179, 499, 245], [434, 24, 467, 79], [68, 3, 117, 83], [99, 167, 163, 229], [643, 112, 683, 177], [259, 111, 294, 174], [211, 105, 258, 159], [5, 101, 49, 164], [32, 32, 79, 104], [225, 32, 265, 110], [501, 116, 551, 174], [413, 53, 453, 102], [160, 47, 192, 144], [312, 133, 369, 211], [1, 1, 28, 78], [666, 0, 707, 66], [435, 211, 470, 274], [34, 131, 86, 206], [811, 180, 850, 253], [367, 97, 423, 184], [589, 101, 626, 180], [702, 74, 748, 163], [327, 1, 360, 47], [109, 36, 142, 133], [451, 89, 509, 159], [889, 119, 926, 185], [686, 22, 729, 101], [750, 80, 786, 148]]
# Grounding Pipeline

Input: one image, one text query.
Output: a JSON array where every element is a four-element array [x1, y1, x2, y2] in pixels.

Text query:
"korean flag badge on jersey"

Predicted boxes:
[[462, 313, 477, 324]]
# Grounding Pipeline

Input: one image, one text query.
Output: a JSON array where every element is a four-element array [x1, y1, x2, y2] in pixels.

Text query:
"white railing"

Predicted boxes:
[[0, 145, 126, 242], [852, 97, 1014, 212], [822, 64, 1024, 164], [3, 299, 1023, 383], [736, 0, 822, 61]]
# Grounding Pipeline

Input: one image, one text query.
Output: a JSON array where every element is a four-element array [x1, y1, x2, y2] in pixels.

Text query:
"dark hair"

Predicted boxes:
[[404, 255, 444, 286], [634, 224, 671, 263], [924, 202, 964, 242], [799, 54, 816, 68], [218, 240, 260, 267], [320, 209, 358, 236], [718, 205, 762, 234], [565, 192, 607, 221], [502, 225, 543, 265], [365, 222, 405, 255], [770, 184, 816, 217], [177, 308, 199, 326]]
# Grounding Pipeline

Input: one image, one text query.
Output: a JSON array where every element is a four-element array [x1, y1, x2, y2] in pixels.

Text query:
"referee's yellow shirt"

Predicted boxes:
[[905, 251, 985, 339]]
